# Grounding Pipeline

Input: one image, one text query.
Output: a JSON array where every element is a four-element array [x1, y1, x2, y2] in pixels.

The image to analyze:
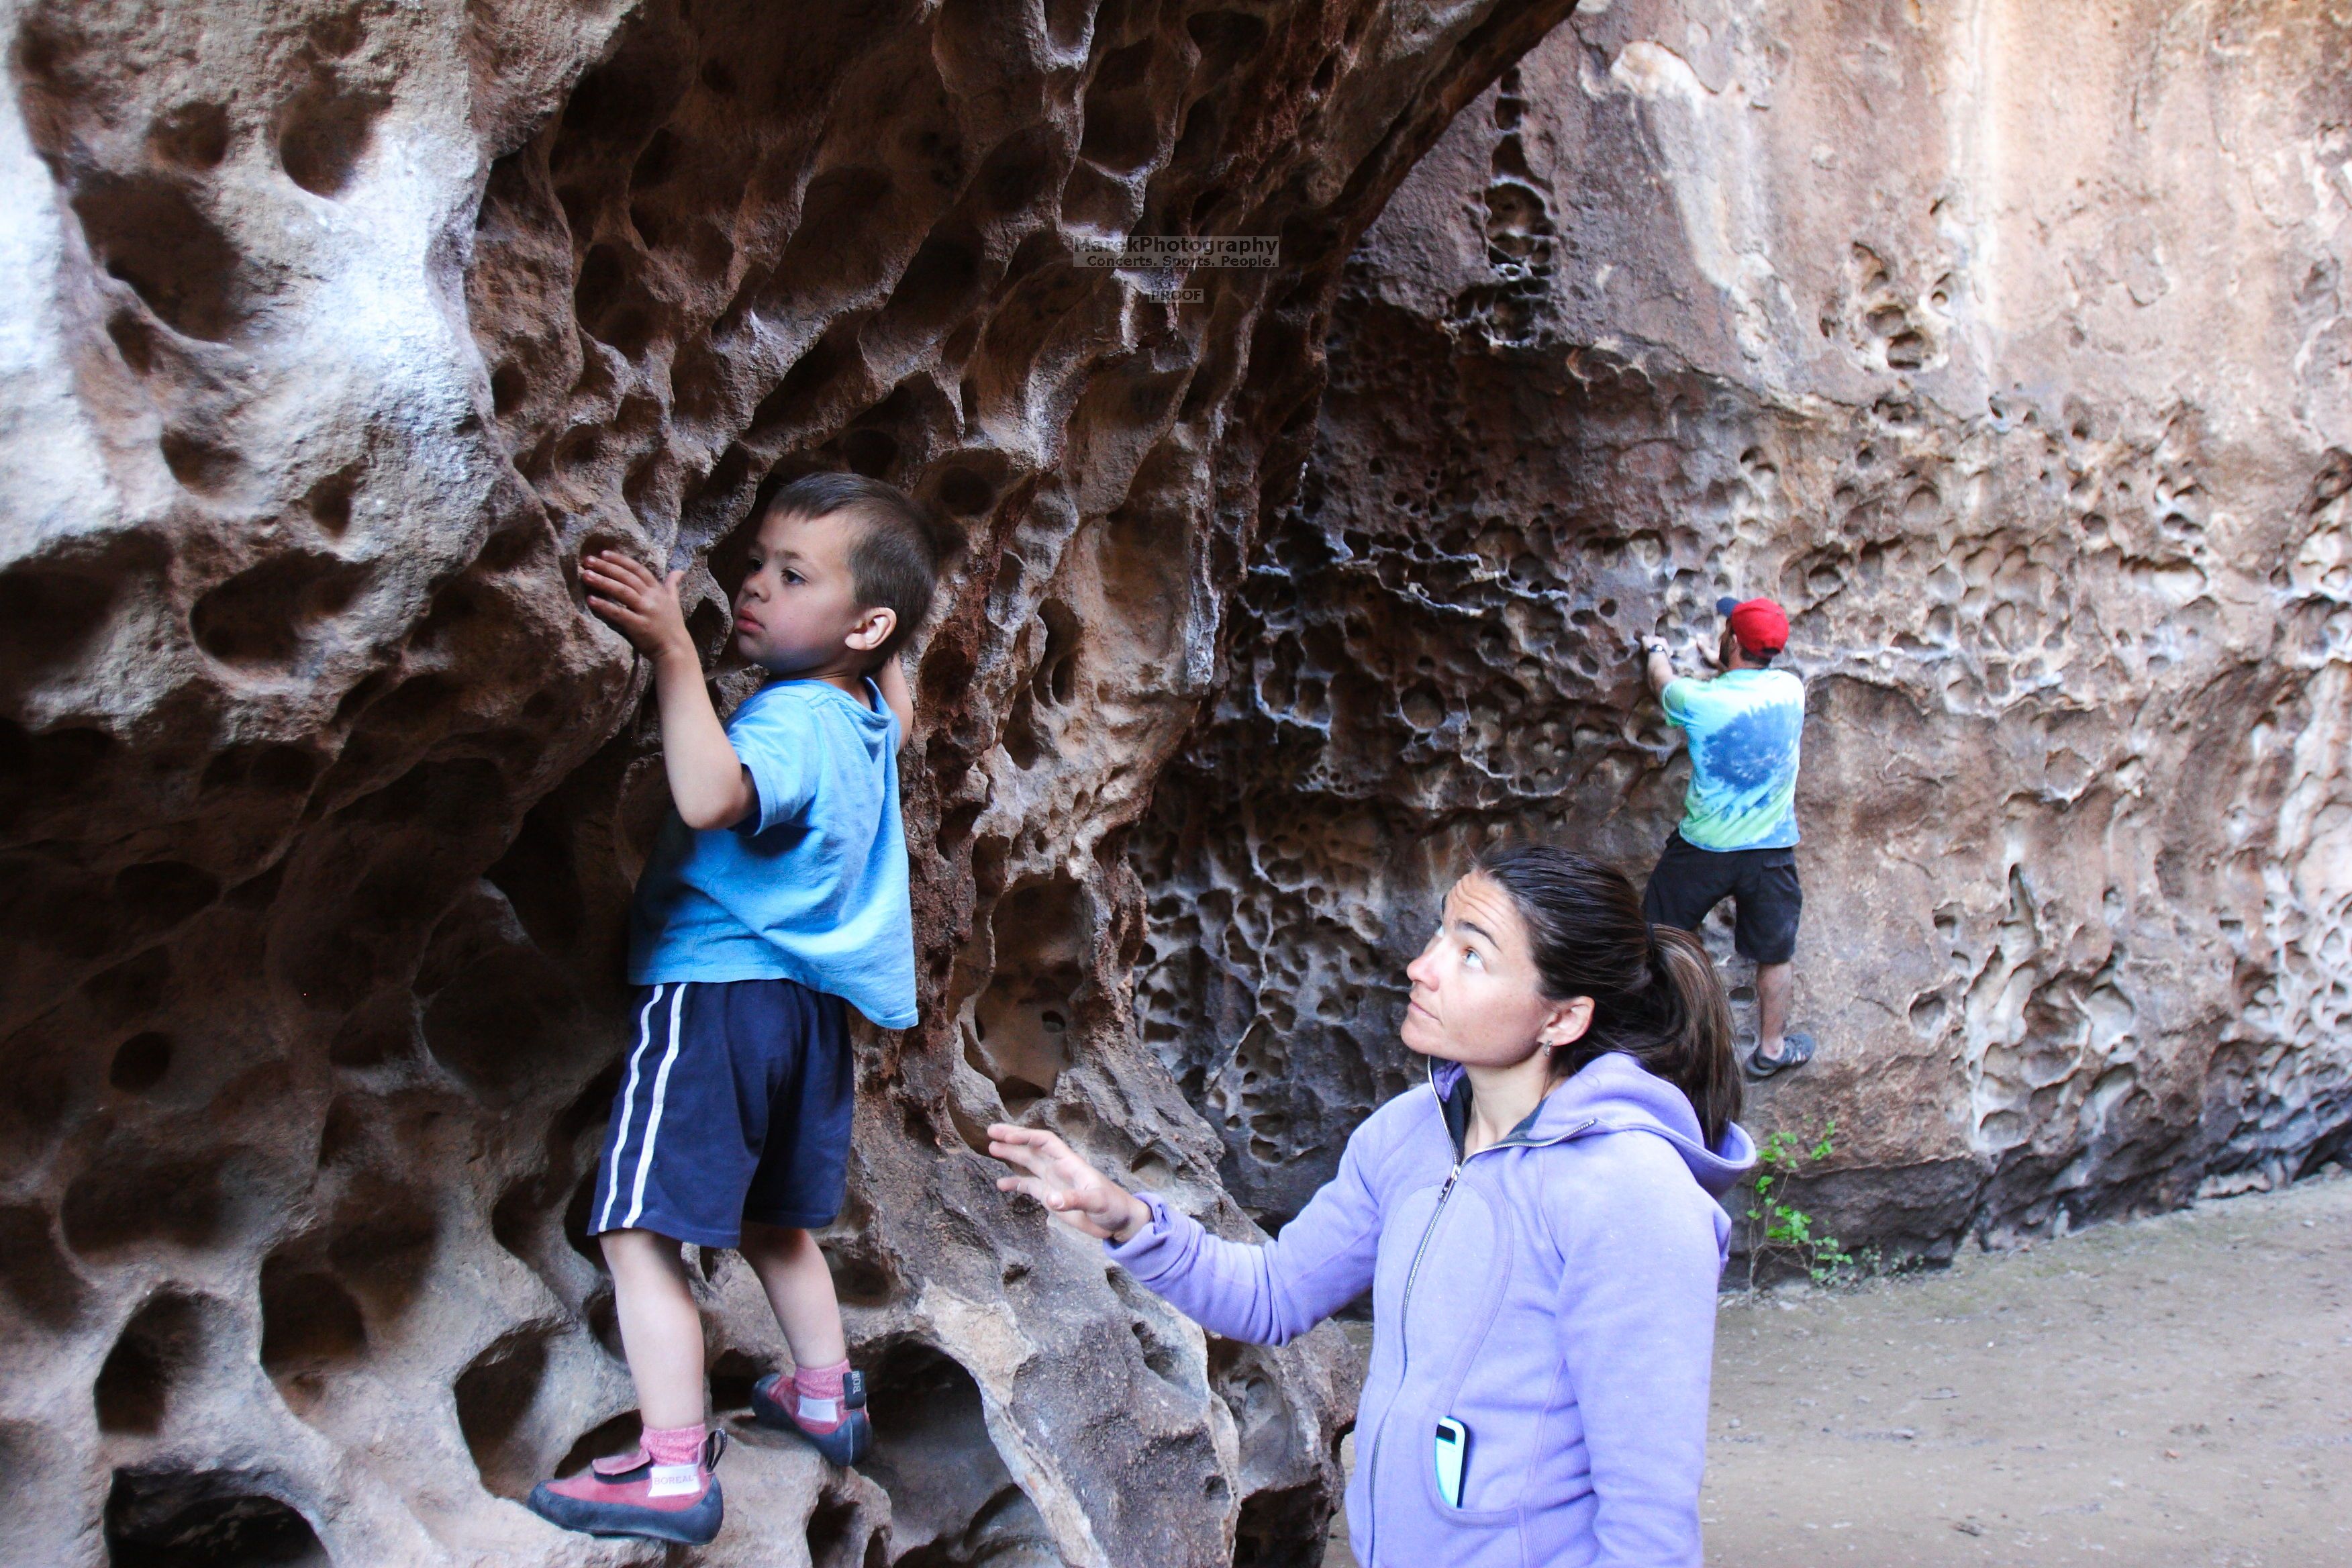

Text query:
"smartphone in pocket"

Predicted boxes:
[[1433, 1417, 1469, 1507]]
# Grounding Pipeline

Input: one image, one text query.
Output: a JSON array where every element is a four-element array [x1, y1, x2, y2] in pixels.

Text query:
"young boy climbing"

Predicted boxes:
[[526, 473, 938, 1546]]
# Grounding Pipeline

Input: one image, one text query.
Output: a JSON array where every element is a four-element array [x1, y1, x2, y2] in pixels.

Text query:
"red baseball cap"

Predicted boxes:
[[1716, 595, 1790, 654]]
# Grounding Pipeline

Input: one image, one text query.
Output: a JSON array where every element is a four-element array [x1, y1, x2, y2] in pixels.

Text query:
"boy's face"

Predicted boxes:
[[732, 508, 894, 675]]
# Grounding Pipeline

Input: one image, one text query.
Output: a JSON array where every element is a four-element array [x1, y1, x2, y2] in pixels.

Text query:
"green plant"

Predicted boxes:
[[1745, 1119, 1855, 1289]]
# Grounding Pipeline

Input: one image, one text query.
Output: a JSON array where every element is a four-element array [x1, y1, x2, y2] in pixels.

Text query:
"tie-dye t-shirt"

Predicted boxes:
[[1660, 669, 1804, 850]]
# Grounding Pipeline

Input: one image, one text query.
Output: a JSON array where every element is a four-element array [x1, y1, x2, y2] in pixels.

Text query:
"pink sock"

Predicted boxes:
[[791, 1360, 850, 1434], [642, 1422, 707, 1470]]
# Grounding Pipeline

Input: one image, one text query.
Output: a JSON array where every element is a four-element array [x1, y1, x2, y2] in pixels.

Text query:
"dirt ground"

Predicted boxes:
[[1324, 1171, 2352, 1567]]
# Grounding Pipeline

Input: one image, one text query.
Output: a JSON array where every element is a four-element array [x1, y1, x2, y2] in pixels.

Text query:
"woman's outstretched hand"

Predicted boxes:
[[987, 1124, 1150, 1242]]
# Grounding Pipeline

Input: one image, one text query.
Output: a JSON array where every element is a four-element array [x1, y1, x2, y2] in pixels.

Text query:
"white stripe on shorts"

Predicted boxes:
[[624, 981, 691, 1230], [599, 984, 666, 1232]]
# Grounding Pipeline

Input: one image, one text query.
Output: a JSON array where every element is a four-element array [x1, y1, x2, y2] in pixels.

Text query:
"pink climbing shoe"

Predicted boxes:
[[525, 1428, 727, 1544], [751, 1367, 873, 1465]]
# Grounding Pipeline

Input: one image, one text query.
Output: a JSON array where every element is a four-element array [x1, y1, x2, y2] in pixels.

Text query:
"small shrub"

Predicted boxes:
[[1745, 1120, 1855, 1289]]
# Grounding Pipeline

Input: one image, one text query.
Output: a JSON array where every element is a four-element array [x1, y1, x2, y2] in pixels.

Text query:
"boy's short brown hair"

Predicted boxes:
[[766, 473, 940, 665]]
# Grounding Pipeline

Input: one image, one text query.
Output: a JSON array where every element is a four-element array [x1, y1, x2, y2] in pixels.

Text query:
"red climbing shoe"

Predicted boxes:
[[525, 1429, 726, 1543], [752, 1369, 873, 1465]]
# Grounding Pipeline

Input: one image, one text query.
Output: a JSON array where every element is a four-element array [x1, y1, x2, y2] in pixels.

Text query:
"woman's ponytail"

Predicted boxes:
[[1473, 842, 1744, 1149], [1645, 923, 1741, 1150]]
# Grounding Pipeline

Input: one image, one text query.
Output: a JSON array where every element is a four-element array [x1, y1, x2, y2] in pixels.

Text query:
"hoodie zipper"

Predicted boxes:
[[1363, 1155, 1457, 1565], [1361, 1065, 1596, 1562]]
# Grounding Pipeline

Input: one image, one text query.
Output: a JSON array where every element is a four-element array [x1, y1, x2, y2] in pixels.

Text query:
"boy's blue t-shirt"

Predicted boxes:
[[627, 677, 917, 1028], [1660, 668, 1804, 852]]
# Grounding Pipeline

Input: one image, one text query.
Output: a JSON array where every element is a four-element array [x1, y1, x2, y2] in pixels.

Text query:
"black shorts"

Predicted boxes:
[[588, 977, 853, 1247], [1641, 833, 1802, 965]]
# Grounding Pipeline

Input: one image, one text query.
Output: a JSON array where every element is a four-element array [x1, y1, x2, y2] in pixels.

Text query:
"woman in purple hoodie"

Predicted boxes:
[[989, 843, 1757, 1567]]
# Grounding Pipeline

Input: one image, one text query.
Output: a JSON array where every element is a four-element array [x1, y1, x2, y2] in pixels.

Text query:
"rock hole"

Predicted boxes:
[[95, 1291, 212, 1434], [934, 466, 996, 517], [969, 877, 1088, 1115], [1079, 41, 1162, 173], [975, 128, 1057, 217], [85, 945, 170, 1022], [324, 1178, 438, 1317], [111, 861, 222, 936], [630, 127, 677, 191], [103, 1469, 330, 1568], [863, 1340, 1057, 1566], [574, 242, 658, 358], [1028, 601, 1080, 707], [72, 173, 250, 340], [551, 1410, 640, 1479], [842, 427, 900, 478], [1188, 11, 1268, 75], [258, 1259, 366, 1410], [701, 1346, 763, 1414], [0, 567, 115, 687], [203, 743, 320, 798], [883, 232, 982, 338], [488, 362, 528, 417], [278, 81, 384, 197], [1908, 992, 1949, 1036], [1128, 1317, 1183, 1383], [161, 428, 240, 495], [1042, 0, 1093, 52], [326, 994, 414, 1069], [0, 1205, 87, 1328], [304, 467, 360, 534], [454, 1329, 552, 1499], [108, 310, 158, 373], [307, 9, 366, 56], [62, 1153, 227, 1257], [109, 1032, 173, 1092], [148, 102, 231, 170], [806, 1481, 887, 1568], [1233, 1480, 1332, 1567], [189, 553, 369, 671], [823, 1234, 902, 1308], [421, 948, 585, 1099]]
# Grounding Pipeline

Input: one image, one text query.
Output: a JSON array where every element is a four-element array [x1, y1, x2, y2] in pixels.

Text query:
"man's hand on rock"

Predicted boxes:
[[988, 1124, 1150, 1242], [584, 550, 695, 666]]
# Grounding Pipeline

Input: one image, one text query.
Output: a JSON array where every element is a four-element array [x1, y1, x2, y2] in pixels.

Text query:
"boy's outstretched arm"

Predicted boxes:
[[877, 655, 914, 746], [585, 552, 755, 830]]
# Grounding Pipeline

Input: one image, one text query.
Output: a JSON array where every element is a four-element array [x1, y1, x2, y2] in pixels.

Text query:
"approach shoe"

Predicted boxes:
[[525, 1429, 726, 1544], [752, 1369, 873, 1465]]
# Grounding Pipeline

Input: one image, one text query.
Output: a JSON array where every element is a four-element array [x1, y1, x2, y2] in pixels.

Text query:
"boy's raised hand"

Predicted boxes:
[[987, 1124, 1150, 1242], [584, 550, 693, 664]]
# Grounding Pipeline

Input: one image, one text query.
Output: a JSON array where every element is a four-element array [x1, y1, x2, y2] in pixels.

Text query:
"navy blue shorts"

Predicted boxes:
[[587, 978, 853, 1248]]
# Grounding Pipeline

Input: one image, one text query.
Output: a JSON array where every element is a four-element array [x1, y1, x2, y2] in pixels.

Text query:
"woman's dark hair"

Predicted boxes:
[[1473, 841, 1742, 1148]]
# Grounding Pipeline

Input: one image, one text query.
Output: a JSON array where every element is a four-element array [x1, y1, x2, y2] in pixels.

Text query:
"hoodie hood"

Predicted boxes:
[[1428, 1050, 1756, 1197]]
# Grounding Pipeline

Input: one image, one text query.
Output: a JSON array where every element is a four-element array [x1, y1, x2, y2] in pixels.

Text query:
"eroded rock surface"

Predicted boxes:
[[1136, 0, 2352, 1257], [0, 0, 1571, 1563]]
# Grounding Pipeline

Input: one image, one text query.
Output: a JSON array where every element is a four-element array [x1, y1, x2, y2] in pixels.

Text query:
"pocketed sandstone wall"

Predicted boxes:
[[0, 1, 1576, 1563], [1135, 0, 2352, 1258]]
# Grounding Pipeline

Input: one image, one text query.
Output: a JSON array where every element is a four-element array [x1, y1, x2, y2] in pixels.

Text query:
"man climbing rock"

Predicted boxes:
[[1638, 596, 1816, 1078]]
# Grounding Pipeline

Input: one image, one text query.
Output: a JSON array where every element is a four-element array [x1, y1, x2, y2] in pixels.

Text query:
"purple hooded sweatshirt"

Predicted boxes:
[[1107, 1050, 1756, 1567]]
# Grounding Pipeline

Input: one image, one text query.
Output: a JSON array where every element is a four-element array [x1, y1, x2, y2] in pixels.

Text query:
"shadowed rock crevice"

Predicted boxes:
[[103, 1468, 332, 1568]]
